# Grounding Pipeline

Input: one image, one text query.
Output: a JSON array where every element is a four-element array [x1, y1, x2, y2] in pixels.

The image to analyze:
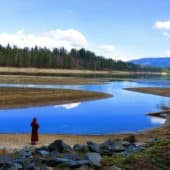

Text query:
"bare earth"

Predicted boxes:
[[124, 87, 170, 97], [0, 87, 111, 109]]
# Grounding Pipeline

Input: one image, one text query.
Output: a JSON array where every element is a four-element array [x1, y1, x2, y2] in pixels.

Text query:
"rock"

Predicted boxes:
[[62, 160, 89, 168], [45, 158, 89, 168], [45, 158, 71, 167], [119, 140, 130, 147], [101, 139, 126, 153], [18, 146, 33, 158], [87, 141, 101, 153], [2, 162, 22, 170], [23, 162, 37, 170], [108, 165, 122, 170], [38, 164, 54, 170], [85, 152, 102, 167], [35, 150, 50, 158], [122, 143, 144, 156], [48, 140, 72, 153], [13, 157, 36, 170], [0, 154, 13, 165], [146, 138, 159, 144], [73, 144, 89, 153], [62, 153, 80, 161], [77, 165, 93, 170]]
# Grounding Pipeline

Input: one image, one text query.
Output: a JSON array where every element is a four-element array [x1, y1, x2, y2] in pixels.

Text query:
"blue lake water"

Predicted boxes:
[[0, 80, 170, 134]]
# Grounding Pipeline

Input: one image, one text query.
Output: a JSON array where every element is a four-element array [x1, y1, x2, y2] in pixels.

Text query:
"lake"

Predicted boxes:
[[0, 79, 170, 134]]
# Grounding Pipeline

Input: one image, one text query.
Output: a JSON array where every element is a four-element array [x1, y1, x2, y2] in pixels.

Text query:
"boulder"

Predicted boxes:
[[87, 141, 101, 153], [18, 146, 33, 159], [85, 152, 102, 167], [119, 140, 130, 147], [108, 165, 122, 170], [100, 139, 126, 154], [0, 154, 13, 165], [2, 162, 22, 170], [45, 158, 71, 167], [146, 138, 159, 144], [73, 144, 89, 153], [122, 143, 144, 156], [62, 160, 90, 168], [48, 140, 72, 153], [45, 157, 89, 168], [62, 153, 80, 161], [35, 149, 50, 158], [77, 165, 93, 170]]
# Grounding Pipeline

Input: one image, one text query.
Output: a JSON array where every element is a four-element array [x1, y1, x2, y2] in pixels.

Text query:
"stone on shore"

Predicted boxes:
[[85, 152, 102, 167], [48, 140, 72, 153]]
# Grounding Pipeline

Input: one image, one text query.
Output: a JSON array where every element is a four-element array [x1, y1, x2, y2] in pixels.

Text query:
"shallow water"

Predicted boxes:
[[0, 80, 170, 134]]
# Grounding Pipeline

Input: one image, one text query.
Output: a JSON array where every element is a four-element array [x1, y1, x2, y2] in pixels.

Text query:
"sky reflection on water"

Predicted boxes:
[[0, 80, 169, 134]]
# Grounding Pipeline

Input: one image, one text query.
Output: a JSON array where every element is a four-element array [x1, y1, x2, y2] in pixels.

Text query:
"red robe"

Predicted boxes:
[[31, 120, 39, 143]]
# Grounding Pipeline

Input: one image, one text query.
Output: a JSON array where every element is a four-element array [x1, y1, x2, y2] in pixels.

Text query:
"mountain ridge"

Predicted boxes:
[[129, 57, 170, 68]]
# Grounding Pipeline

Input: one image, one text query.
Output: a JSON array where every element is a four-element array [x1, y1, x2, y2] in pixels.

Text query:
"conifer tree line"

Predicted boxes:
[[0, 44, 159, 71]]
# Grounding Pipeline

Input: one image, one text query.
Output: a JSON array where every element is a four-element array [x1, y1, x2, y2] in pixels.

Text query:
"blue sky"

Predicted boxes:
[[0, 0, 170, 60]]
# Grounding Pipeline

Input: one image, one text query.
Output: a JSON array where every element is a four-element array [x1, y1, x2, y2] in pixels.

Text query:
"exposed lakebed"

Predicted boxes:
[[0, 80, 170, 134]]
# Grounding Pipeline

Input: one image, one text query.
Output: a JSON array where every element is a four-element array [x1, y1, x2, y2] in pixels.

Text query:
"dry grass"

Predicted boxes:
[[0, 75, 103, 85], [0, 87, 111, 109], [0, 67, 164, 76], [125, 87, 170, 97]]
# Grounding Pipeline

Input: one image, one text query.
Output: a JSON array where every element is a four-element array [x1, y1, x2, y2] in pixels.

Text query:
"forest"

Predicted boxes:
[[0, 44, 160, 72]]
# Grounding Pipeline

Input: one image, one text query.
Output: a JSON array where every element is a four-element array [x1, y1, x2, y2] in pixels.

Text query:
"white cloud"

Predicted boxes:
[[165, 50, 170, 57], [162, 31, 170, 38], [98, 44, 116, 58], [153, 20, 170, 39], [154, 20, 170, 30], [0, 29, 88, 50], [97, 44, 138, 61], [54, 102, 81, 110], [99, 44, 115, 55]]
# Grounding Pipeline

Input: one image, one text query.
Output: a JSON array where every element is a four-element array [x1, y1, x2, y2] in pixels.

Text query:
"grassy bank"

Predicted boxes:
[[0, 67, 166, 77], [124, 87, 170, 97], [103, 139, 170, 169], [0, 75, 104, 85], [0, 87, 111, 109]]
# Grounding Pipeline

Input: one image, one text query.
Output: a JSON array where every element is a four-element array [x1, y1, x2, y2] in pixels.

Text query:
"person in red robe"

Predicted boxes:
[[31, 118, 39, 145]]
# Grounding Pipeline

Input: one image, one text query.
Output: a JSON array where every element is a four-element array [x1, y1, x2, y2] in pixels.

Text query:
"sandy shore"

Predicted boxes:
[[0, 125, 170, 150]]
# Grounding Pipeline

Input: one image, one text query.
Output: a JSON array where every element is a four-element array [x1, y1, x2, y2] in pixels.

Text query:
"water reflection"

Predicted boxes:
[[54, 102, 81, 110], [0, 80, 169, 134], [150, 116, 166, 124]]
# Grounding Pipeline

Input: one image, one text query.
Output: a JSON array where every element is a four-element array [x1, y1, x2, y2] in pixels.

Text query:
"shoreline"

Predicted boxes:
[[0, 125, 170, 149]]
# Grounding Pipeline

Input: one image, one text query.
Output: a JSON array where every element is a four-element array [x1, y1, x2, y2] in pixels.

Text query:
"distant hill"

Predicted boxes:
[[129, 57, 170, 68]]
